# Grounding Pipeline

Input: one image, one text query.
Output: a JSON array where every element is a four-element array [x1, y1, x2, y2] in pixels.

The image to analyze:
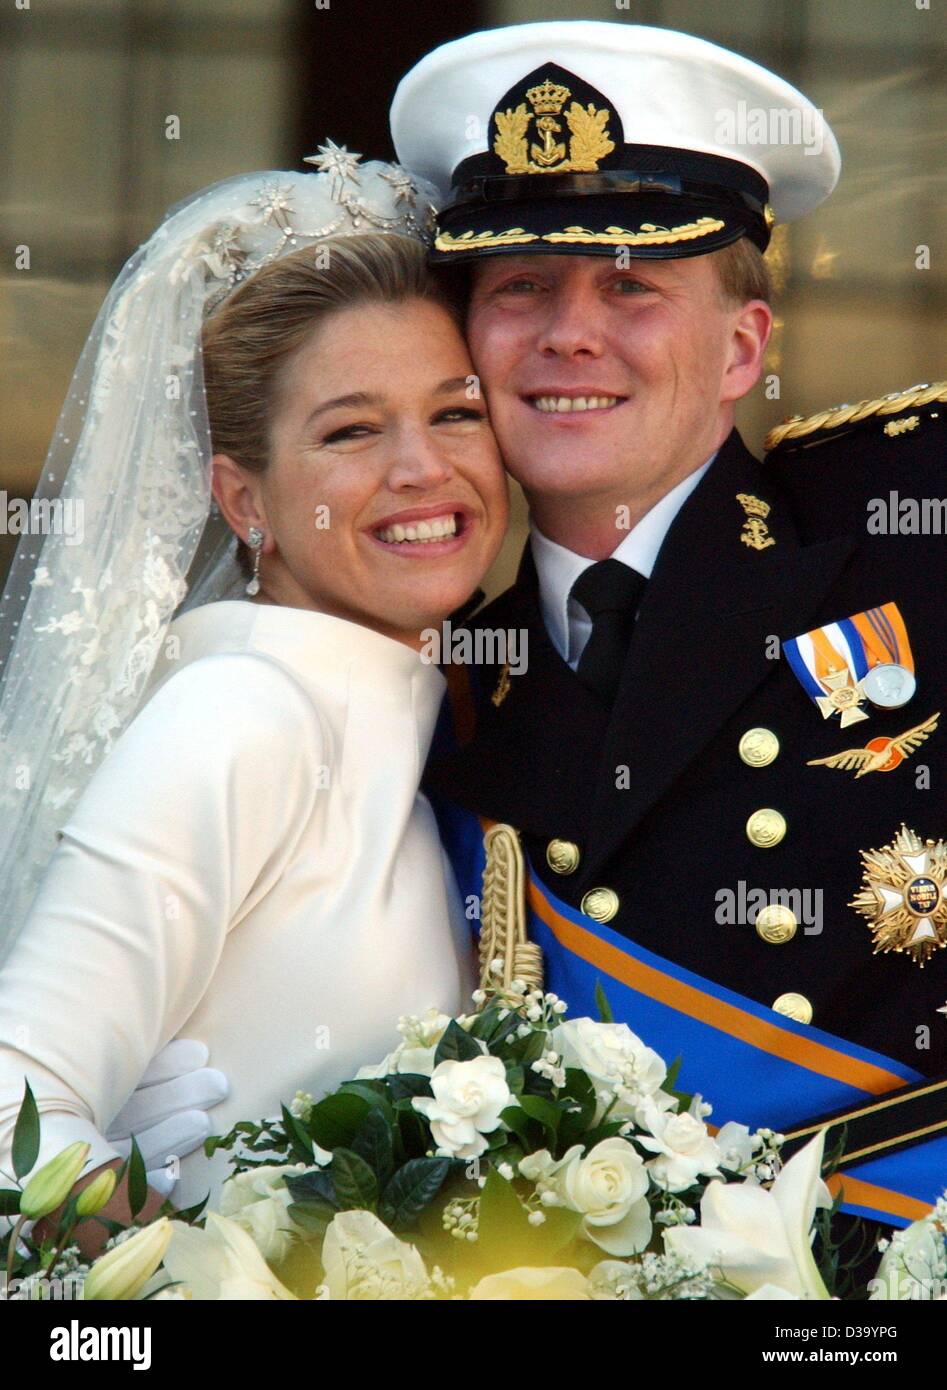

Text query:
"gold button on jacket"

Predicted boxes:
[[546, 838, 580, 875], [746, 808, 787, 848], [755, 904, 798, 944], [772, 992, 813, 1024], [739, 727, 780, 767], [581, 887, 620, 923]]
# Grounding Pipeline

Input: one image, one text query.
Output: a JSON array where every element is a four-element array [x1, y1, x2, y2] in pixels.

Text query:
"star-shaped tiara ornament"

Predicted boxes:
[[249, 181, 295, 231], [304, 141, 363, 198], [380, 167, 420, 204]]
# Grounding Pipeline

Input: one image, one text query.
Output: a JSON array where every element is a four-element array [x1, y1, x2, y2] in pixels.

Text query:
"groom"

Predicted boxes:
[[395, 22, 947, 1230]]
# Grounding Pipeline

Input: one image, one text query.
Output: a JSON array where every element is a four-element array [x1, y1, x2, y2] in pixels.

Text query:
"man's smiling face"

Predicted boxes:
[[465, 250, 770, 548]]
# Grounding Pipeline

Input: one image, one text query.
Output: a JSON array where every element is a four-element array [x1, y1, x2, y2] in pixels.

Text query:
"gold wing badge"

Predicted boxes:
[[478, 823, 543, 1003], [807, 712, 939, 778]]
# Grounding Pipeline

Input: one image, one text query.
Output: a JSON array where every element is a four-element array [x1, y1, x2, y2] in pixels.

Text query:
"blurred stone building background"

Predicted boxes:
[[1, 0, 943, 598]]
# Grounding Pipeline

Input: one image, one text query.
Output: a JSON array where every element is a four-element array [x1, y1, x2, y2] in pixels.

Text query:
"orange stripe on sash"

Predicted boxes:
[[825, 1172, 931, 1224]]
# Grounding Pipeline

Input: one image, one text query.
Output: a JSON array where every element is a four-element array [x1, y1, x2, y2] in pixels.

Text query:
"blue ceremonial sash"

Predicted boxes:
[[430, 793, 943, 1228]]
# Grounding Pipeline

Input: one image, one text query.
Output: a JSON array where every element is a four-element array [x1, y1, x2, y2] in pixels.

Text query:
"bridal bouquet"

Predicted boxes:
[[5, 984, 945, 1300]]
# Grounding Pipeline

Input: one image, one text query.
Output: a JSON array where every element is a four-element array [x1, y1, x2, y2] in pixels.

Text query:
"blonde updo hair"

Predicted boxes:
[[201, 233, 464, 577]]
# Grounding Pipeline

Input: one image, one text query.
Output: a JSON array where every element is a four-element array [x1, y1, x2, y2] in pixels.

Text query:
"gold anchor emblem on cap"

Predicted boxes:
[[494, 74, 616, 175]]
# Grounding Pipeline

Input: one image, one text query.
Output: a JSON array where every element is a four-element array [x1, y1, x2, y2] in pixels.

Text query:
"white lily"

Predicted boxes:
[[162, 1211, 297, 1300], [664, 1130, 832, 1299]]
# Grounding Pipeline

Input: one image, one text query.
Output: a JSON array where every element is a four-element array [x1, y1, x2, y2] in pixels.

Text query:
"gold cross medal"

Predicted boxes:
[[784, 604, 916, 729], [850, 825, 947, 966]]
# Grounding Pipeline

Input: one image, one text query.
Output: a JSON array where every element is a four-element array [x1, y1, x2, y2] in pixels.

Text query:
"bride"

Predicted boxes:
[[0, 156, 508, 1233]]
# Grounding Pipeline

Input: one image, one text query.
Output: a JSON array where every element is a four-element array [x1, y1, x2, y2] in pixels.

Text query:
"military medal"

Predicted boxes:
[[784, 603, 916, 728], [850, 824, 947, 967], [862, 664, 916, 709], [848, 605, 916, 710]]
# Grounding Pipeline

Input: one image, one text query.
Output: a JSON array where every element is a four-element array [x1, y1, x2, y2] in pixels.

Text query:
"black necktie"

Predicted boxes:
[[570, 559, 647, 702]]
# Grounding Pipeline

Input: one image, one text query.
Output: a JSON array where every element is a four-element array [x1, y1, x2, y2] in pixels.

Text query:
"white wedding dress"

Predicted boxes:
[[0, 600, 476, 1209]]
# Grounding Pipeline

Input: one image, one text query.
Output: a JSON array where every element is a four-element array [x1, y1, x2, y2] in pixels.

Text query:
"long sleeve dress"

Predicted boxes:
[[0, 600, 476, 1209]]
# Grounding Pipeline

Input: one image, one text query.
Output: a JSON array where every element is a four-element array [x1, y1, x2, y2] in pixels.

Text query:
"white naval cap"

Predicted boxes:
[[390, 21, 841, 263]]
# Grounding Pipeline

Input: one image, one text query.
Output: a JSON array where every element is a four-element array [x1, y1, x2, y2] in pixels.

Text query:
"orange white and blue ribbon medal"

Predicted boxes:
[[784, 603, 915, 727]]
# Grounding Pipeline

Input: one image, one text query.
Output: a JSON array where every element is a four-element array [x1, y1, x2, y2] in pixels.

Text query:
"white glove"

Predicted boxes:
[[106, 1040, 229, 1199]]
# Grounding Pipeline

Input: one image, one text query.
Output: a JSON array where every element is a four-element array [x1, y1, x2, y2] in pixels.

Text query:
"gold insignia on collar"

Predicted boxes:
[[850, 824, 947, 967], [883, 415, 920, 437], [494, 76, 615, 175], [807, 712, 939, 777], [736, 493, 775, 551], [491, 661, 511, 708]]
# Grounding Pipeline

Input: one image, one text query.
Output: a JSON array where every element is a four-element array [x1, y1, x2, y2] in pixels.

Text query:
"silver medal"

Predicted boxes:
[[862, 662, 916, 709]]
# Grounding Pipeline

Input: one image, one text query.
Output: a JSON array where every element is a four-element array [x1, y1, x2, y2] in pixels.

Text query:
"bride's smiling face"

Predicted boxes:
[[216, 298, 508, 645]]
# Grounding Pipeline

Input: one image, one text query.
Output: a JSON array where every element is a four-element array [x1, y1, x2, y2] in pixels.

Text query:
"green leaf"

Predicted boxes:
[[0, 1188, 22, 1216], [506, 1029, 546, 1068], [580, 1120, 628, 1149], [594, 981, 614, 1023], [488, 1011, 528, 1052], [498, 1104, 538, 1148], [477, 1165, 532, 1249], [351, 1109, 395, 1188], [380, 1158, 450, 1229], [171, 1194, 208, 1224], [286, 1201, 333, 1238], [279, 1105, 314, 1164], [285, 1168, 339, 1209], [127, 1136, 148, 1219], [307, 1093, 372, 1151], [387, 1073, 432, 1103], [516, 1094, 562, 1142], [337, 1081, 395, 1121], [504, 1064, 525, 1095], [12, 1080, 40, 1180], [331, 1148, 379, 1212], [433, 1020, 483, 1066], [558, 1069, 597, 1148]]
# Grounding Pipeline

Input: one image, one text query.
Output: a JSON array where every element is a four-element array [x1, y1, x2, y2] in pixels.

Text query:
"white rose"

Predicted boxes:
[[218, 1163, 313, 1266], [321, 1210, 430, 1300], [552, 1018, 667, 1120], [412, 1055, 511, 1159], [469, 1266, 591, 1300], [637, 1098, 723, 1192], [162, 1212, 297, 1300], [523, 1139, 651, 1257]]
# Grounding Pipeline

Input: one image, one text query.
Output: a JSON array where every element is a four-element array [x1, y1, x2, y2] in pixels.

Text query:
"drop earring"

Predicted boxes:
[[245, 526, 264, 596]]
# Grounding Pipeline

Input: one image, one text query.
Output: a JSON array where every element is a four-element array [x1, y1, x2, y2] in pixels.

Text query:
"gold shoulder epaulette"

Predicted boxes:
[[764, 380, 947, 452]]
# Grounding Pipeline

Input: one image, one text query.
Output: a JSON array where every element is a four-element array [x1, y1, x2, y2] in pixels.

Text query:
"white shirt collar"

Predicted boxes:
[[529, 454, 716, 666]]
